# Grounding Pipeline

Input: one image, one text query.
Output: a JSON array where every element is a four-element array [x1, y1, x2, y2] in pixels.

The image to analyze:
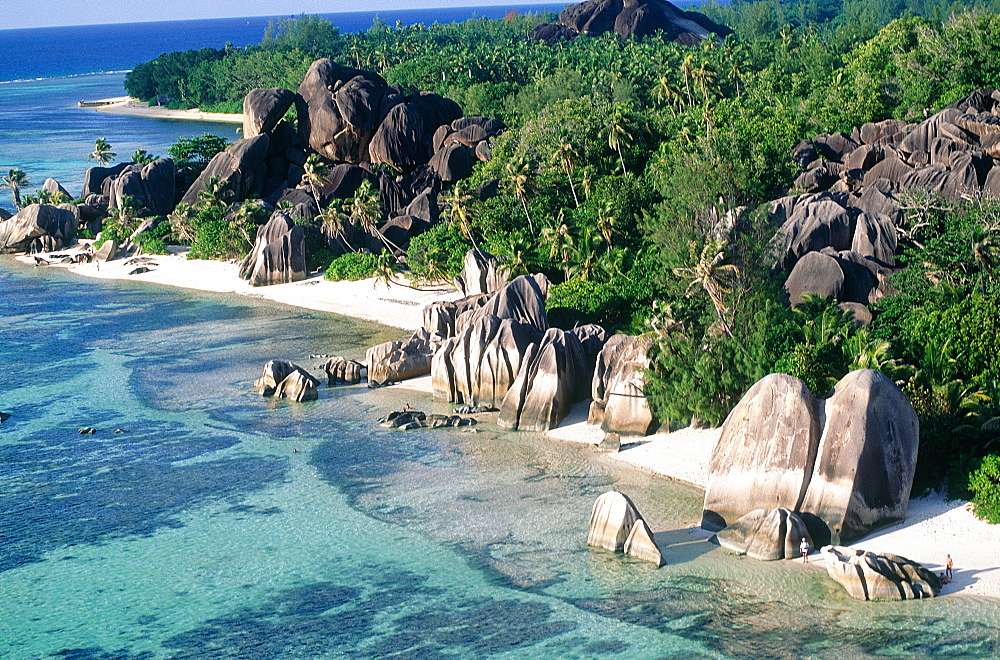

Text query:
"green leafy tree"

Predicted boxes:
[[131, 149, 156, 165]]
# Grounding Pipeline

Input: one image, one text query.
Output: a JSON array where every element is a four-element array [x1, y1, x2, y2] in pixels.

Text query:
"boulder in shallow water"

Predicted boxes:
[[588, 491, 663, 566], [716, 508, 812, 561], [324, 356, 364, 385], [274, 369, 319, 402], [821, 545, 940, 600], [255, 360, 314, 397]]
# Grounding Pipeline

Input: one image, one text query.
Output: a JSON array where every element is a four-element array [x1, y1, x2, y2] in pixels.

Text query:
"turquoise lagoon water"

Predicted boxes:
[[1, 261, 1000, 658]]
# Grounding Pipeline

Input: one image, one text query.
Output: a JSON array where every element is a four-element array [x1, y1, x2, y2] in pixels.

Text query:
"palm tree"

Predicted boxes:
[[88, 138, 116, 166], [653, 75, 682, 117], [553, 139, 580, 207], [680, 53, 696, 107], [316, 204, 353, 254], [443, 183, 479, 249], [672, 238, 741, 337], [506, 160, 535, 236], [197, 176, 230, 211], [970, 225, 1000, 293], [692, 60, 717, 102], [1, 168, 29, 210], [540, 212, 574, 280], [350, 180, 401, 254], [567, 227, 603, 281], [167, 203, 196, 243], [596, 203, 617, 247], [605, 112, 633, 176], [131, 149, 156, 165], [302, 154, 330, 209]]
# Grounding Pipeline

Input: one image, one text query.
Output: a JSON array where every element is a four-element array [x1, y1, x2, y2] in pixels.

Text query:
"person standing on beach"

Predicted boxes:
[[947, 554, 954, 580], [800, 538, 810, 563]]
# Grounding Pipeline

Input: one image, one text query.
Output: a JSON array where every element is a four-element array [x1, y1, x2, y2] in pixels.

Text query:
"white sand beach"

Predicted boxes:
[[19, 243, 1000, 600], [89, 97, 243, 123], [20, 245, 461, 330]]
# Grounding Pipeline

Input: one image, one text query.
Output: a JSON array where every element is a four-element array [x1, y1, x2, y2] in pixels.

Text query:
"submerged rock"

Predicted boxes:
[[821, 545, 940, 600]]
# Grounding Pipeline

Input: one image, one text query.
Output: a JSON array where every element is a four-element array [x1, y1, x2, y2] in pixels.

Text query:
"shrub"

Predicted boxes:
[[324, 251, 382, 281], [134, 218, 171, 254], [406, 222, 471, 282], [969, 454, 1000, 523]]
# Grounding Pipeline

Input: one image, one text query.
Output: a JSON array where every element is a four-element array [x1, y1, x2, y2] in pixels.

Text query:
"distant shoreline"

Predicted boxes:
[[84, 96, 243, 123]]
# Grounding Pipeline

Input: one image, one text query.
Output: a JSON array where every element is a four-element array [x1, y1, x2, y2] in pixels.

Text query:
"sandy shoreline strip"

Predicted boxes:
[[16, 243, 1000, 600], [88, 97, 243, 124]]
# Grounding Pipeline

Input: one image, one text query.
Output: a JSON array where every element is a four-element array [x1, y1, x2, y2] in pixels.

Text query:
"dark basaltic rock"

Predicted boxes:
[[589, 334, 658, 437], [324, 356, 365, 385], [238, 211, 307, 287], [429, 143, 476, 183], [0, 204, 76, 253], [703, 370, 919, 546], [181, 135, 270, 207], [243, 87, 297, 138], [772, 198, 854, 270], [716, 508, 812, 561], [587, 491, 664, 566], [821, 545, 941, 600]]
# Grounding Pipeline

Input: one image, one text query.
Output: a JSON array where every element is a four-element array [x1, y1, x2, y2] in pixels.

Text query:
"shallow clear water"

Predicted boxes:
[[1, 260, 999, 659]]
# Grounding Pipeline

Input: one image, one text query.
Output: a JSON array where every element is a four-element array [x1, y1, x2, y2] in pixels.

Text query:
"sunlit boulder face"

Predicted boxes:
[[716, 508, 812, 561], [181, 135, 271, 207], [0, 203, 76, 253], [498, 324, 607, 432], [242, 87, 300, 139], [703, 370, 919, 547], [254, 360, 317, 400], [821, 546, 941, 601], [587, 491, 664, 566], [238, 211, 306, 287], [108, 158, 176, 216], [589, 334, 658, 437]]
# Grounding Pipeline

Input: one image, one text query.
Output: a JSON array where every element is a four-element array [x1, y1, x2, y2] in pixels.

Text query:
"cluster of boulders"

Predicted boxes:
[[0, 203, 78, 254], [775, 88, 1000, 313], [377, 409, 477, 430], [530, 0, 731, 45], [587, 491, 664, 566], [820, 546, 941, 601], [703, 370, 919, 551], [2, 57, 504, 284]]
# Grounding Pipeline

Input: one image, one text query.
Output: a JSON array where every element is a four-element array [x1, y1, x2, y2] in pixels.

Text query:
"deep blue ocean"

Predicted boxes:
[[2, 6, 1000, 659]]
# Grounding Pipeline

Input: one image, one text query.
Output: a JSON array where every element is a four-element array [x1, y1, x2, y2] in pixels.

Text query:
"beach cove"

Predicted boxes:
[[15, 244, 1000, 605]]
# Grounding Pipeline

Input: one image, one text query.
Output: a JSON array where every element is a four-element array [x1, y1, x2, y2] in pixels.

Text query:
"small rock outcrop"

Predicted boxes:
[[254, 360, 318, 401], [588, 334, 657, 437], [273, 368, 319, 402], [821, 545, 941, 600], [366, 328, 441, 385], [587, 491, 664, 566], [377, 409, 476, 430], [324, 356, 364, 385], [702, 370, 919, 546], [716, 508, 812, 561], [454, 248, 509, 297], [0, 204, 76, 253], [238, 211, 307, 287], [542, 0, 732, 43], [243, 87, 299, 138]]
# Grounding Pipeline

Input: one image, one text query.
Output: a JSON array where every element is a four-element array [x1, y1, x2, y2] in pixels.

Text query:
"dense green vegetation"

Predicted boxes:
[[120, 0, 1000, 512]]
